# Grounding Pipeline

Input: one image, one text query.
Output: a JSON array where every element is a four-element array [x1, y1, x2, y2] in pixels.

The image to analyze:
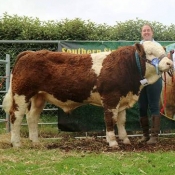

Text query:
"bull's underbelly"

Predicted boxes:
[[39, 91, 138, 114], [41, 91, 102, 113]]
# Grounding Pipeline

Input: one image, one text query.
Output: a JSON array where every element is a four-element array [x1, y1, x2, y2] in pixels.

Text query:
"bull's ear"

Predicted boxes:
[[163, 46, 166, 51], [135, 43, 146, 58]]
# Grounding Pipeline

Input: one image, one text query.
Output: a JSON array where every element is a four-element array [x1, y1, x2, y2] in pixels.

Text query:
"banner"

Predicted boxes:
[[58, 41, 175, 52]]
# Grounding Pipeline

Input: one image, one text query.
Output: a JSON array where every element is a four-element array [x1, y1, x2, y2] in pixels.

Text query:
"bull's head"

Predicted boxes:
[[135, 41, 173, 86]]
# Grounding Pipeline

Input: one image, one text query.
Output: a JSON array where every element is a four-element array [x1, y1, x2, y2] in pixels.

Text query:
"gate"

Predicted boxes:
[[0, 54, 10, 132]]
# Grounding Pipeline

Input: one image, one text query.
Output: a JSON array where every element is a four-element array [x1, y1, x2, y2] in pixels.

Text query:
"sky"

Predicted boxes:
[[0, 0, 174, 26]]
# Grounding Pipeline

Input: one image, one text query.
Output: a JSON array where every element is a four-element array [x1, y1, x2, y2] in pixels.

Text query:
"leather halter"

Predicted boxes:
[[135, 51, 166, 77], [142, 54, 166, 64], [135, 52, 167, 86]]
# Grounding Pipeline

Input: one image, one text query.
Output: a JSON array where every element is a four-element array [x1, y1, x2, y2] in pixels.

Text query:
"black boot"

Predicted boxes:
[[138, 117, 150, 143], [147, 115, 160, 144]]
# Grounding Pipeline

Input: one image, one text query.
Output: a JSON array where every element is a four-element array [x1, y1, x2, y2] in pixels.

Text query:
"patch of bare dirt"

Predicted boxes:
[[46, 135, 175, 153], [0, 133, 12, 149], [1, 132, 175, 152]]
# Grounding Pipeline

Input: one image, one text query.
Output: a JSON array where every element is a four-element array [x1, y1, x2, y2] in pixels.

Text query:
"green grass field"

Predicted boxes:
[[1, 120, 175, 175], [1, 135, 175, 175], [0, 115, 175, 175]]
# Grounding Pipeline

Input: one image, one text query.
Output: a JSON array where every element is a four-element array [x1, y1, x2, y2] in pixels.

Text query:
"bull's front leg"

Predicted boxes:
[[104, 109, 119, 148], [116, 110, 131, 144]]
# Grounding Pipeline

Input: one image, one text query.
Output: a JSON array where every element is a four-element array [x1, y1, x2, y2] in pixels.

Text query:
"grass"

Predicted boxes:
[[0, 139, 175, 175], [1, 121, 175, 175], [0, 132, 175, 174]]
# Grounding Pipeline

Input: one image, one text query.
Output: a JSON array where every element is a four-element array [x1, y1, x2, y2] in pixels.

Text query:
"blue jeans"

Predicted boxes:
[[138, 78, 162, 117]]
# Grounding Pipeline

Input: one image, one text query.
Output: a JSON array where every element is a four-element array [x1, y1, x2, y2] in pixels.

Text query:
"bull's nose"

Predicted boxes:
[[166, 62, 171, 65]]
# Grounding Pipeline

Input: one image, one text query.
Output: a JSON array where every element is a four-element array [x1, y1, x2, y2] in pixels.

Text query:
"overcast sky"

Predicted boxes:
[[0, 0, 174, 26]]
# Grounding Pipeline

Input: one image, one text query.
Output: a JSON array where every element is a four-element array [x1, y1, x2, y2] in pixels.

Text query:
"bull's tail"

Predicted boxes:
[[2, 74, 13, 114]]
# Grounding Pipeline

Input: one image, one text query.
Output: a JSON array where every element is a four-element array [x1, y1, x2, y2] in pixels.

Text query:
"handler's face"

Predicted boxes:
[[141, 25, 153, 41]]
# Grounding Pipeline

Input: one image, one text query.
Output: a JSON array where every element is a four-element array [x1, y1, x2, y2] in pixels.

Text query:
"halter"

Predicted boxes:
[[143, 53, 166, 74], [135, 51, 166, 86]]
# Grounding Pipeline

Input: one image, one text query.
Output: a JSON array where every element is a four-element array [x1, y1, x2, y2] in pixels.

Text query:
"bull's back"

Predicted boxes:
[[11, 50, 98, 102]]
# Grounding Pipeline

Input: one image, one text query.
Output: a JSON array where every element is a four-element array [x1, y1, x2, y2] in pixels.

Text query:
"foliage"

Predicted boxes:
[[1, 13, 175, 41]]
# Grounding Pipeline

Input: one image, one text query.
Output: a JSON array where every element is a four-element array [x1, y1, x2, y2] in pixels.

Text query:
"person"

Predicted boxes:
[[138, 24, 162, 144]]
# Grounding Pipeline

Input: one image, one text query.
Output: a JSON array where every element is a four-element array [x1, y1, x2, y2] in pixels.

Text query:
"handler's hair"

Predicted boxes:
[[141, 23, 154, 32]]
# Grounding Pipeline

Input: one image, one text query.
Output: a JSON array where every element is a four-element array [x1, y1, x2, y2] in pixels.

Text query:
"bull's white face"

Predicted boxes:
[[143, 41, 173, 84]]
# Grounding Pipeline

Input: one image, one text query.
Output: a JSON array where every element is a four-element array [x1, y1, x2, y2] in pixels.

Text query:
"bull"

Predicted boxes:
[[2, 41, 173, 148]]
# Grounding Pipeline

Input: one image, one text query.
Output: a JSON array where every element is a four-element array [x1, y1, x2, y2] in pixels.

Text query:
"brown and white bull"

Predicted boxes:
[[2, 41, 173, 148]]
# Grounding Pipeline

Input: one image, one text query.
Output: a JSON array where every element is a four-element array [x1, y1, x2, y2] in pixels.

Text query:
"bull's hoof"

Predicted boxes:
[[122, 138, 131, 145], [32, 141, 40, 147], [11, 142, 21, 148], [109, 140, 119, 148], [111, 145, 120, 149]]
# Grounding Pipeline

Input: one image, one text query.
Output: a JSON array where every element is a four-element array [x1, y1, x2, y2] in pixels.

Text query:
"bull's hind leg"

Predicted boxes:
[[26, 94, 45, 145], [104, 110, 119, 148], [10, 95, 28, 148], [116, 110, 131, 144]]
